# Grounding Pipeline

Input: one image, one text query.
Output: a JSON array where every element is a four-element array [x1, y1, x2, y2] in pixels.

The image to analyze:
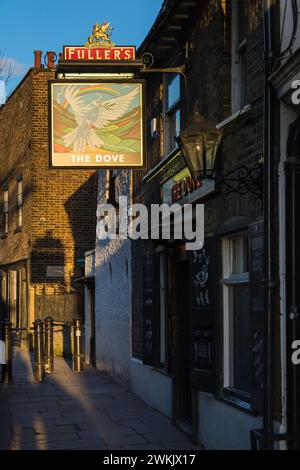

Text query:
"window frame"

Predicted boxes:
[[2, 188, 9, 236], [222, 231, 251, 404], [231, 0, 248, 113], [163, 73, 181, 156], [16, 179, 23, 229]]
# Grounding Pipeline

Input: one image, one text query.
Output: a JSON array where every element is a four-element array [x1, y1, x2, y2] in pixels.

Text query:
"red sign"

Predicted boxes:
[[172, 176, 203, 203], [63, 46, 136, 61]]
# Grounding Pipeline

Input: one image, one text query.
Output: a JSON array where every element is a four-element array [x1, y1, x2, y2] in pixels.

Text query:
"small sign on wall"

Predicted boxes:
[[46, 266, 65, 278], [0, 340, 5, 364], [194, 330, 212, 373]]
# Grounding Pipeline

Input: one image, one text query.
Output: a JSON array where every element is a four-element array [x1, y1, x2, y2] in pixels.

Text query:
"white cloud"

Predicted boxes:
[[0, 57, 28, 78]]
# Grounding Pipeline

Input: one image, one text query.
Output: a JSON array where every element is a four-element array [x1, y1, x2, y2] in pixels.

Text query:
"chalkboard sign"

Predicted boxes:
[[194, 329, 212, 373], [191, 247, 211, 309], [189, 237, 217, 393], [249, 220, 264, 413], [142, 250, 158, 366]]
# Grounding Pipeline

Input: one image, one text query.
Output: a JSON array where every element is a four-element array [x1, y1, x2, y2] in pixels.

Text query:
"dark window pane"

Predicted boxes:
[[238, 0, 247, 44], [233, 283, 251, 393], [168, 75, 180, 110], [168, 108, 180, 152]]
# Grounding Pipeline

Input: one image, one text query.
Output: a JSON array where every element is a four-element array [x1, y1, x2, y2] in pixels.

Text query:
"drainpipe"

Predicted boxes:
[[263, 0, 275, 450]]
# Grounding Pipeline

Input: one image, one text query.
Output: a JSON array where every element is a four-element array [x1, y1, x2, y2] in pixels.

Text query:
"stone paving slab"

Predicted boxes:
[[0, 349, 201, 451]]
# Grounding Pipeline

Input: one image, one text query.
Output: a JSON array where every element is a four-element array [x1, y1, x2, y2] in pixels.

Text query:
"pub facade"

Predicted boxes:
[[130, 0, 283, 450]]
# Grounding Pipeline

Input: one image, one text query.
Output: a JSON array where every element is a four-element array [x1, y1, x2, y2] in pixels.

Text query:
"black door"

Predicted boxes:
[[90, 284, 96, 367], [173, 253, 193, 424]]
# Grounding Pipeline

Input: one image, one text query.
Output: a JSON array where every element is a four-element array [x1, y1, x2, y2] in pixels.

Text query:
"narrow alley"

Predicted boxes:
[[0, 349, 199, 451]]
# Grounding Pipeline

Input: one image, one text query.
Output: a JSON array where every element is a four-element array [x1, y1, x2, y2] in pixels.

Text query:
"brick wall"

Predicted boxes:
[[0, 71, 32, 264], [30, 69, 97, 300], [0, 67, 98, 350]]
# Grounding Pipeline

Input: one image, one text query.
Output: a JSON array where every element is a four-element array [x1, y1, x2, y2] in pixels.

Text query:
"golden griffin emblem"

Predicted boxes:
[[85, 22, 115, 48]]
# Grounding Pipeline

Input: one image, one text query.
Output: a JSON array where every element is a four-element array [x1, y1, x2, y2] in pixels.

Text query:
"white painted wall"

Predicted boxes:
[[130, 358, 172, 418], [94, 170, 132, 384], [198, 392, 263, 450]]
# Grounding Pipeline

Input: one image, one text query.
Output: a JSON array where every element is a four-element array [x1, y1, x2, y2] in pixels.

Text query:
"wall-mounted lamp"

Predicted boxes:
[[176, 111, 263, 200]]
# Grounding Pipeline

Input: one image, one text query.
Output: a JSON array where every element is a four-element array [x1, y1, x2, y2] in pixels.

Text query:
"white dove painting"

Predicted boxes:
[[50, 81, 144, 167]]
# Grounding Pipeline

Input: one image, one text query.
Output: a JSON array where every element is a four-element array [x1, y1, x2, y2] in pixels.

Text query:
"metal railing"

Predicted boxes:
[[0, 316, 84, 383]]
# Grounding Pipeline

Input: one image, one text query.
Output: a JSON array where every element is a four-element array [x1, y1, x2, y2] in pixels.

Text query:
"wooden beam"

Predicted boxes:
[[174, 13, 189, 19], [156, 45, 173, 50], [167, 25, 183, 31], [161, 36, 177, 42], [181, 1, 197, 6]]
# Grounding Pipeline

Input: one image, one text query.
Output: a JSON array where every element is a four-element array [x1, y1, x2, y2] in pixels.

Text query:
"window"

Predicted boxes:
[[232, 0, 248, 112], [223, 233, 251, 398], [2, 189, 8, 236], [164, 74, 181, 155], [16, 179, 23, 229]]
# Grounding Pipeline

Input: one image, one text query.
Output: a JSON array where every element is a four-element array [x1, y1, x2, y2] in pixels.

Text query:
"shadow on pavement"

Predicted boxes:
[[0, 348, 200, 451]]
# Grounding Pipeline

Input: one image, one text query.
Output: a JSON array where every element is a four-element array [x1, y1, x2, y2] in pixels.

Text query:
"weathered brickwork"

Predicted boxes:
[[0, 67, 97, 353]]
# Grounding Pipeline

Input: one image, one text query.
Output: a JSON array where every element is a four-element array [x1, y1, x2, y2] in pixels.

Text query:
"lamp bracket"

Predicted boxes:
[[216, 163, 263, 201], [140, 52, 187, 81]]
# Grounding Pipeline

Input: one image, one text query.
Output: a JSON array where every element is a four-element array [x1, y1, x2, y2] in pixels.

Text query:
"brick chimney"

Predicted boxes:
[[46, 51, 56, 69], [34, 50, 42, 68]]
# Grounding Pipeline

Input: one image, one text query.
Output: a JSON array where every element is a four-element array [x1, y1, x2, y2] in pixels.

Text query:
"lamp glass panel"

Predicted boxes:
[[181, 134, 205, 173]]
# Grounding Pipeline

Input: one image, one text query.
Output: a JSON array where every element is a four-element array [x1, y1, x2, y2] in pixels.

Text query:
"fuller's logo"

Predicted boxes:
[[85, 22, 115, 48], [63, 22, 136, 61]]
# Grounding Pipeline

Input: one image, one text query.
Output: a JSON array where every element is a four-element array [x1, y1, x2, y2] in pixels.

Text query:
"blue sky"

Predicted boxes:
[[0, 0, 163, 94]]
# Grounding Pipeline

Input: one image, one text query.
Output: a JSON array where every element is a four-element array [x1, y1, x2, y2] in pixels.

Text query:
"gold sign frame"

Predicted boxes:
[[49, 79, 146, 169]]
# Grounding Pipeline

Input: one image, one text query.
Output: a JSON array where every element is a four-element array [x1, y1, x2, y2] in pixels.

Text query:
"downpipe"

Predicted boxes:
[[262, 0, 276, 450]]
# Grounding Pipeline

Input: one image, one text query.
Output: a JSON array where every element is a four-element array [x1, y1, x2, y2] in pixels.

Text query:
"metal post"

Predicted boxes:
[[34, 319, 45, 382], [1, 319, 12, 383], [44, 317, 54, 373], [73, 317, 84, 372]]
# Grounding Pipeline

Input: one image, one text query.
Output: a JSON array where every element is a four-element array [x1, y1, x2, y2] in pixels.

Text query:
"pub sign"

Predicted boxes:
[[49, 22, 145, 168], [49, 80, 145, 168]]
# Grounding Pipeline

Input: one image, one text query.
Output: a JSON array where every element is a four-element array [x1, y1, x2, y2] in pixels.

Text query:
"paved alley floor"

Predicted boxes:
[[0, 349, 200, 451]]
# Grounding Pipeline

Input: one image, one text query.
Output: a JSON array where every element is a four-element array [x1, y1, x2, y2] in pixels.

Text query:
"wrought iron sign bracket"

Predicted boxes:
[[215, 162, 263, 201], [140, 52, 187, 82]]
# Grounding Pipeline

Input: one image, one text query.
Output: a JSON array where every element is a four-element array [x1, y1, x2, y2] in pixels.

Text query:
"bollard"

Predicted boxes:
[[44, 317, 54, 373], [73, 317, 84, 372], [1, 319, 12, 383], [34, 319, 45, 382]]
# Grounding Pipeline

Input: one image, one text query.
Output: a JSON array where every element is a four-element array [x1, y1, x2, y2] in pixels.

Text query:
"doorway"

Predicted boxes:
[[88, 281, 96, 367], [172, 247, 193, 430]]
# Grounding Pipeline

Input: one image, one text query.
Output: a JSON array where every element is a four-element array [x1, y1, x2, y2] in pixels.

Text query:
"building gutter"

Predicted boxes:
[[262, 0, 276, 450]]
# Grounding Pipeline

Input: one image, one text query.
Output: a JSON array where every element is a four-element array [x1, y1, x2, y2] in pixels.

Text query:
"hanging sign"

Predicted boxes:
[[49, 80, 145, 168]]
